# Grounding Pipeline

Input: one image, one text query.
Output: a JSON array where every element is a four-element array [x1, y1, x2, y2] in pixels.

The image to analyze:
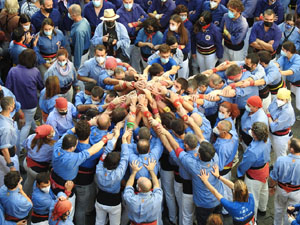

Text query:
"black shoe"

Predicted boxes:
[[258, 209, 266, 216]]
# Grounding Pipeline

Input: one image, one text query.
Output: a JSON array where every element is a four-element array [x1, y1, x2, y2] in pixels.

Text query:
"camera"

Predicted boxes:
[[107, 33, 117, 46], [287, 208, 295, 217]]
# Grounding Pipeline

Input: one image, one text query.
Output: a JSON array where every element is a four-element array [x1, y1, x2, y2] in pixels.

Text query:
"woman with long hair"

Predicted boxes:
[[49, 198, 73, 225], [18, 14, 36, 48], [163, 14, 190, 79], [215, 101, 240, 132]]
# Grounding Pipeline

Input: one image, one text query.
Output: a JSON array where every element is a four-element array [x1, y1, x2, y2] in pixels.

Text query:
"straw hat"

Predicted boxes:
[[100, 9, 120, 21]]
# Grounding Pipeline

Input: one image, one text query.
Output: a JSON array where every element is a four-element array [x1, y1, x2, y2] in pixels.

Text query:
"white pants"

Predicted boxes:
[[222, 172, 233, 215], [244, 176, 269, 219], [196, 52, 218, 72], [270, 133, 292, 160], [95, 202, 121, 225], [0, 154, 19, 187], [61, 86, 74, 103], [160, 169, 177, 223], [31, 221, 49, 225], [291, 85, 300, 111], [69, 194, 76, 221], [174, 180, 183, 225], [222, 46, 245, 62], [262, 93, 271, 112], [178, 58, 189, 79], [182, 193, 195, 225], [274, 186, 300, 225]]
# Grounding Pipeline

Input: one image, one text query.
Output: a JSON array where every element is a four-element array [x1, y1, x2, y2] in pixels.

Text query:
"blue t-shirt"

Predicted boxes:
[[148, 57, 177, 80]]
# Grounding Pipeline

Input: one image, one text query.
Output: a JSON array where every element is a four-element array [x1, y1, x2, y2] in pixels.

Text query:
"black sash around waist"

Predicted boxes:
[[97, 188, 121, 206], [241, 130, 253, 146], [224, 38, 244, 51], [51, 170, 75, 197], [182, 179, 193, 194], [259, 85, 270, 99], [75, 166, 96, 185]]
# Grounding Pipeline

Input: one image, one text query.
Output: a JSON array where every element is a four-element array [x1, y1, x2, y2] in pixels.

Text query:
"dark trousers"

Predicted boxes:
[[195, 204, 222, 225]]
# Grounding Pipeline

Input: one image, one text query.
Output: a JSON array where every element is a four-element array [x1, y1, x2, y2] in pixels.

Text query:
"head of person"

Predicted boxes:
[[105, 57, 118, 76], [186, 79, 198, 95], [225, 64, 243, 82], [32, 124, 55, 150], [174, 4, 189, 22], [56, 48, 69, 67], [209, 73, 224, 89], [244, 53, 259, 72], [149, 63, 164, 77], [105, 90, 118, 103], [168, 14, 188, 45], [36, 172, 51, 193], [12, 27, 25, 43], [198, 141, 215, 162], [75, 120, 91, 141], [18, 49, 36, 69], [137, 139, 150, 154], [138, 126, 151, 140], [263, 9, 275, 28], [51, 200, 72, 222], [94, 45, 107, 65], [281, 41, 296, 58], [0, 96, 15, 113], [284, 14, 295, 31], [111, 107, 127, 124], [184, 133, 198, 150], [114, 67, 126, 80], [209, 0, 221, 10], [91, 86, 104, 104], [245, 96, 262, 113], [171, 77, 188, 95], [166, 35, 179, 55], [3, 0, 19, 15], [250, 122, 268, 142], [45, 76, 60, 99], [218, 101, 240, 120], [206, 214, 223, 225], [40, 0, 54, 14], [258, 50, 271, 67], [103, 152, 121, 169], [227, 0, 244, 20], [276, 88, 291, 107], [97, 113, 111, 130], [141, 17, 161, 34], [62, 134, 78, 151], [194, 74, 209, 93], [194, 11, 212, 33], [123, 0, 134, 11], [84, 82, 96, 99], [41, 18, 56, 37], [18, 14, 31, 32], [213, 120, 232, 138], [85, 108, 100, 121], [268, 0, 277, 5], [161, 112, 175, 129], [4, 171, 21, 190], [170, 118, 185, 136], [159, 44, 171, 64], [92, 0, 103, 8], [68, 4, 82, 21], [233, 180, 249, 202], [55, 97, 68, 116], [101, 9, 119, 28], [136, 177, 152, 193], [289, 138, 300, 154]]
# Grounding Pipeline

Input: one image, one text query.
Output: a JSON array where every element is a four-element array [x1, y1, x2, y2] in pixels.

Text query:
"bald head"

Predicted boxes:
[[137, 177, 152, 192], [69, 4, 81, 16], [97, 113, 110, 130], [218, 120, 232, 133]]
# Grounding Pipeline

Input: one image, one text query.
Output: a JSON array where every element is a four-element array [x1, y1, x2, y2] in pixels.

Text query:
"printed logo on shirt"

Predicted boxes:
[[205, 35, 211, 41], [207, 163, 210, 167], [214, 21, 219, 26], [141, 199, 144, 203], [189, 10, 196, 15], [58, 152, 61, 156], [144, 157, 147, 161], [56, 41, 61, 48], [292, 159, 296, 163], [147, 1, 152, 5], [105, 173, 107, 176], [194, 153, 198, 157]]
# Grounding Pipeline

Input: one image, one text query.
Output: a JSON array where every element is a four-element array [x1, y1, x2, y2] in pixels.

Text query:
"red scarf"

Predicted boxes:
[[13, 40, 27, 48], [202, 23, 211, 30], [145, 31, 155, 42]]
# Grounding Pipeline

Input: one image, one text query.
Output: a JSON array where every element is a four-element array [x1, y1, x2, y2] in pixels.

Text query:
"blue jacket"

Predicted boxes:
[[277, 54, 300, 83], [254, 0, 284, 24], [147, 0, 176, 28], [202, 1, 228, 27]]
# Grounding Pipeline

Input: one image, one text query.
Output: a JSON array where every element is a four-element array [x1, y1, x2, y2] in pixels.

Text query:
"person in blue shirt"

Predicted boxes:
[[192, 11, 223, 73], [277, 41, 300, 121], [201, 0, 228, 27], [199, 167, 255, 224], [242, 0, 258, 26], [48, 197, 73, 225], [269, 138, 300, 225], [147, 0, 176, 29], [0, 201, 26, 225], [74, 82, 96, 112], [254, 0, 284, 24], [249, 9, 281, 58], [56, 0, 79, 34], [267, 88, 295, 160], [174, 5, 193, 35], [68, 4, 91, 69], [83, 0, 116, 34], [146, 44, 179, 81], [31, 0, 61, 32], [288, 204, 300, 225], [220, 0, 248, 61], [237, 122, 271, 219]]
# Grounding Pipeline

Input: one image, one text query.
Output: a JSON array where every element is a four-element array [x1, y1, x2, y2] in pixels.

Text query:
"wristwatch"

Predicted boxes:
[[6, 162, 14, 168], [166, 92, 171, 98]]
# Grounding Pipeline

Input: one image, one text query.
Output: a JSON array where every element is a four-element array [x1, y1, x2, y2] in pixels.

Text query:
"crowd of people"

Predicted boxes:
[[0, 0, 300, 224]]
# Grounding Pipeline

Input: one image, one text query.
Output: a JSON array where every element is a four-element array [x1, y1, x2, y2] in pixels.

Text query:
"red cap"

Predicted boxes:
[[35, 125, 53, 139], [105, 57, 117, 70], [247, 96, 262, 108], [55, 97, 68, 109], [51, 200, 72, 222]]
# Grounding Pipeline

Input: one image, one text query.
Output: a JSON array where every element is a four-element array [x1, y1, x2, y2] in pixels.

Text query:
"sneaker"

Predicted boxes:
[[258, 209, 266, 216]]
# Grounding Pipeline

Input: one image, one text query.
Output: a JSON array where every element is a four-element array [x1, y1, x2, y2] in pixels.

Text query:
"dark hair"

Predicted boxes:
[[138, 127, 151, 140], [225, 64, 242, 77], [176, 77, 188, 91], [149, 63, 164, 77], [252, 122, 268, 142], [40, 18, 57, 36], [206, 214, 223, 225], [4, 171, 21, 189], [290, 138, 300, 153], [285, 13, 295, 23], [170, 118, 185, 135], [107, 90, 118, 98], [282, 41, 296, 54], [31, 133, 55, 152], [57, 48, 68, 58], [166, 35, 178, 46], [258, 50, 271, 65], [159, 44, 171, 53], [94, 44, 107, 52], [91, 86, 104, 99], [18, 14, 32, 33], [36, 172, 50, 185], [85, 108, 100, 120], [19, 49, 36, 68], [45, 76, 60, 98], [194, 11, 212, 33], [245, 53, 259, 65], [227, 0, 244, 12], [103, 152, 121, 170], [167, 14, 188, 45], [264, 9, 275, 16], [141, 17, 161, 32], [198, 142, 215, 162], [75, 120, 91, 141], [174, 4, 189, 15], [137, 139, 150, 154], [0, 96, 14, 111], [62, 134, 77, 150], [85, 82, 96, 93], [161, 112, 175, 129], [111, 107, 127, 124], [194, 74, 209, 87], [12, 27, 25, 42]]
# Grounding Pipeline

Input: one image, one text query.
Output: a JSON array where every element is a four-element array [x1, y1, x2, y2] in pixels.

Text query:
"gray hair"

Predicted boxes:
[[184, 133, 198, 149], [69, 4, 82, 16], [4, 0, 19, 14]]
